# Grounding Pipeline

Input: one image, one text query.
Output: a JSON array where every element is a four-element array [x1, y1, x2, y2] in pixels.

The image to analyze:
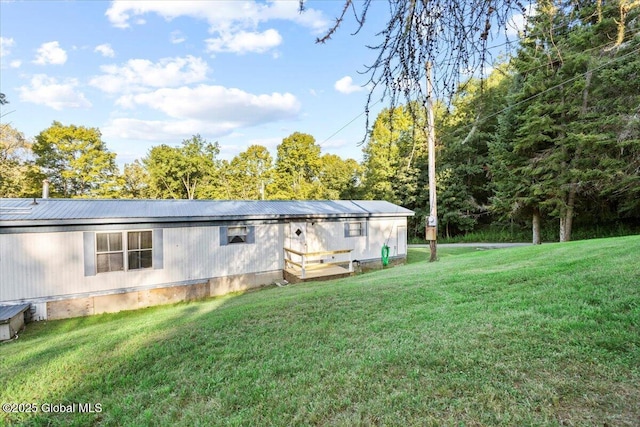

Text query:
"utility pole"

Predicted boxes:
[[425, 61, 437, 262]]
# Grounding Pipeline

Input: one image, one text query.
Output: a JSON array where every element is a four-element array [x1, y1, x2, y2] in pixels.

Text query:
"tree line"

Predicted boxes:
[[2, 1, 639, 242], [0, 124, 363, 202]]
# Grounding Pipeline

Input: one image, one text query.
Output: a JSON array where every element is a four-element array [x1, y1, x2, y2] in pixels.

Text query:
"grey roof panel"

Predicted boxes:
[[0, 199, 414, 227], [0, 303, 30, 324]]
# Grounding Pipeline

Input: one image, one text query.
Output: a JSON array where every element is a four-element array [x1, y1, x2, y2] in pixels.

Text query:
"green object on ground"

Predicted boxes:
[[381, 244, 390, 266]]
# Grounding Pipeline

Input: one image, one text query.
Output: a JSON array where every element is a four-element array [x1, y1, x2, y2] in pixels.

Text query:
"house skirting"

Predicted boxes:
[[14, 255, 406, 321], [33, 270, 283, 320], [355, 255, 406, 273]]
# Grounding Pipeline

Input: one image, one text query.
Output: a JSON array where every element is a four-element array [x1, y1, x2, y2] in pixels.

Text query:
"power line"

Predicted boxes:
[[317, 23, 640, 150]]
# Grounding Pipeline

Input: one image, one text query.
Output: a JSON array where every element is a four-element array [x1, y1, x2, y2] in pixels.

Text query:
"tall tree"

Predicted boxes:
[[143, 134, 219, 200], [438, 67, 512, 238], [0, 124, 43, 197], [490, 0, 640, 242], [270, 132, 323, 200], [361, 106, 413, 202], [318, 154, 363, 200], [222, 145, 274, 200], [121, 160, 150, 199], [32, 121, 120, 198]]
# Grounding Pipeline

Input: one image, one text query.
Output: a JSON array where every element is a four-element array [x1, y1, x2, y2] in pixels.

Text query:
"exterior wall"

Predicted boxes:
[[304, 217, 408, 261], [0, 223, 284, 305], [0, 216, 409, 320]]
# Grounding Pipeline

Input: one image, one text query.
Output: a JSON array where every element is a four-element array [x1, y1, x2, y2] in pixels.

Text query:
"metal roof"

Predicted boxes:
[[0, 303, 30, 324], [0, 199, 414, 228]]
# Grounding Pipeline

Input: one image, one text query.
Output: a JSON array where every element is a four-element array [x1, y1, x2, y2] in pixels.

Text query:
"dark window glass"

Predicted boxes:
[[227, 226, 248, 244], [127, 231, 153, 270]]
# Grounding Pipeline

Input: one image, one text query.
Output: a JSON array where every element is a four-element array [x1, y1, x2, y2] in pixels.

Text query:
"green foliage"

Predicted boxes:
[[217, 145, 273, 200], [32, 121, 120, 198], [488, 0, 640, 241], [120, 160, 150, 199], [0, 124, 43, 197], [361, 106, 413, 202], [318, 154, 363, 200], [269, 132, 323, 199], [438, 67, 512, 238], [143, 134, 220, 200]]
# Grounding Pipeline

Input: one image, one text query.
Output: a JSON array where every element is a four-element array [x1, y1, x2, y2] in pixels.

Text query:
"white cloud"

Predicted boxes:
[[95, 43, 115, 57], [117, 85, 300, 123], [206, 29, 282, 54], [33, 41, 68, 65], [334, 76, 364, 94], [10, 60, 22, 68], [103, 117, 239, 141], [89, 55, 209, 94], [0, 37, 15, 57], [103, 85, 300, 142], [18, 74, 91, 110], [170, 30, 186, 44], [105, 1, 328, 53]]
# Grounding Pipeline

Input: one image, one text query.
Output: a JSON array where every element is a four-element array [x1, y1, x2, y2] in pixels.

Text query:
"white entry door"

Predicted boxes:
[[287, 222, 307, 253], [397, 225, 407, 255]]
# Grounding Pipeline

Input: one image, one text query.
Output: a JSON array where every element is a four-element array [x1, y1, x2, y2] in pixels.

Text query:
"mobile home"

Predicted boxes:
[[0, 199, 414, 320]]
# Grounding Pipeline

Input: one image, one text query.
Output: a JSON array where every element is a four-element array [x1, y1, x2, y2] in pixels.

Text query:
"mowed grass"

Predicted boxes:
[[2, 237, 639, 426]]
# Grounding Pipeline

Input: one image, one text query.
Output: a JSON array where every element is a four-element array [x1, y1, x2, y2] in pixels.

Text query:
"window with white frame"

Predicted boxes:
[[227, 226, 248, 244], [220, 225, 255, 246], [345, 221, 366, 237], [127, 231, 153, 270], [96, 231, 152, 273], [96, 232, 124, 273]]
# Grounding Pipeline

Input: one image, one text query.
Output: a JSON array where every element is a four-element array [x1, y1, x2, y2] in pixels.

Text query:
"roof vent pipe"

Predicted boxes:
[[42, 179, 50, 199]]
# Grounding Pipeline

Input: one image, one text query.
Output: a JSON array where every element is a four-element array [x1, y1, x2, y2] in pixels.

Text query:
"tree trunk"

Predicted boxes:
[[532, 207, 541, 245], [560, 185, 577, 242]]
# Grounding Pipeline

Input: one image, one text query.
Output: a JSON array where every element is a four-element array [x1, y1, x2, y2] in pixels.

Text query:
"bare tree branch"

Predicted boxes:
[[304, 0, 527, 137]]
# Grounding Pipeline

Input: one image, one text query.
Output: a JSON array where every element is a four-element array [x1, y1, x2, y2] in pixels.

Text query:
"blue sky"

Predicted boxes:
[[0, 1, 528, 167], [0, 0, 395, 166]]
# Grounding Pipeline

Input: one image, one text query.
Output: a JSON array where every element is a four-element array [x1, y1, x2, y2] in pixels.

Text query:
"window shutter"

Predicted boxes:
[[153, 229, 163, 269], [344, 222, 349, 238], [246, 226, 255, 244], [219, 226, 228, 246], [83, 232, 96, 276]]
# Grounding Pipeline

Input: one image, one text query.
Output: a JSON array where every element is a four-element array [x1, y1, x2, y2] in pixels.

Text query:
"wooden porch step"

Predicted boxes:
[[283, 264, 353, 284]]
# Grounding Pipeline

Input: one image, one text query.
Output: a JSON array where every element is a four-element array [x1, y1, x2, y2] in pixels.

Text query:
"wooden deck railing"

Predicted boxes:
[[284, 247, 353, 279]]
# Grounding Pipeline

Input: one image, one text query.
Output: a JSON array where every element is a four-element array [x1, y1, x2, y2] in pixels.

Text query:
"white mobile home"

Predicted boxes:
[[0, 199, 414, 320]]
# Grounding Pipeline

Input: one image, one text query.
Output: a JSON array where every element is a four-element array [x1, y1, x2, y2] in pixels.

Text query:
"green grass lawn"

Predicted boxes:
[[2, 236, 639, 426]]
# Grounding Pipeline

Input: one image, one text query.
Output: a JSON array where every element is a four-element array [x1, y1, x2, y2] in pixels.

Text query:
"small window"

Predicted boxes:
[[227, 226, 248, 244], [220, 225, 255, 246], [345, 222, 365, 238], [96, 232, 124, 273], [127, 231, 153, 270]]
